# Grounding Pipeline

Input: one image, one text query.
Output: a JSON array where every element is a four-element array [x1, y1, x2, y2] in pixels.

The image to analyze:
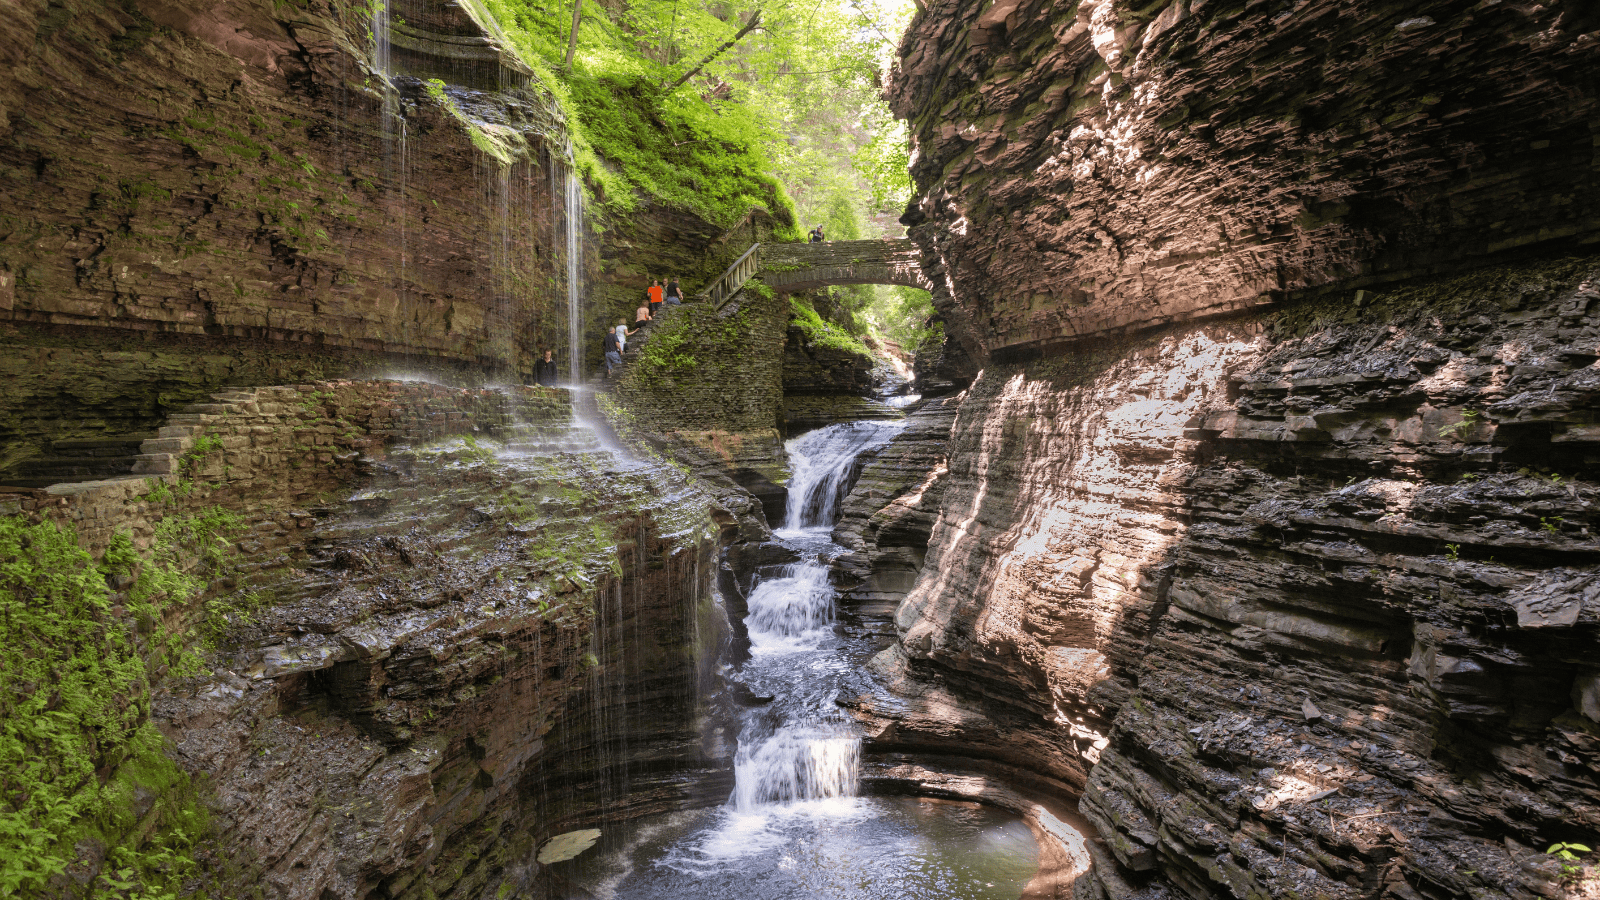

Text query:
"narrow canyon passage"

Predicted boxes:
[[2, 0, 1598, 898]]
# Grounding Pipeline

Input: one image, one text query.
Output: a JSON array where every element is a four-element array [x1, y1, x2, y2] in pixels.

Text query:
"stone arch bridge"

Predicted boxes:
[[695, 239, 931, 308]]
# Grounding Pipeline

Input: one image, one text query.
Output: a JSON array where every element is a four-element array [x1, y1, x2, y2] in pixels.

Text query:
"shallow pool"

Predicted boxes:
[[562, 794, 1040, 900]]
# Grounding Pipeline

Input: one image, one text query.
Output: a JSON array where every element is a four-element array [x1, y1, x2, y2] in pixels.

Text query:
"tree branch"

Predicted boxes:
[[664, 8, 763, 93]]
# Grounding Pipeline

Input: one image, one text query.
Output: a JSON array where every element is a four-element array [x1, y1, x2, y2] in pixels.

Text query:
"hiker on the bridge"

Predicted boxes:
[[665, 276, 681, 305], [535, 349, 558, 386], [603, 328, 622, 376], [614, 319, 635, 353], [808, 225, 825, 243], [647, 278, 665, 317]]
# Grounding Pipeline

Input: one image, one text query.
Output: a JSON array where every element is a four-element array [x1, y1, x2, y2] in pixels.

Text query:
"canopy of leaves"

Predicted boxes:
[[477, 0, 914, 233]]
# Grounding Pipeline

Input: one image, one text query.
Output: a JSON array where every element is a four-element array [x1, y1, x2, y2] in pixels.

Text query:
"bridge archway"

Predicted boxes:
[[758, 239, 931, 294], [694, 238, 931, 307]]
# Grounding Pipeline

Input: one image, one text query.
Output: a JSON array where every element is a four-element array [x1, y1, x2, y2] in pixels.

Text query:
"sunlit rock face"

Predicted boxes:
[[847, 257, 1600, 899], [878, 3, 1600, 894], [888, 0, 1600, 364]]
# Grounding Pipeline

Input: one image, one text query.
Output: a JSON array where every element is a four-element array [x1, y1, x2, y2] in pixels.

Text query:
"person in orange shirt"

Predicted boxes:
[[647, 278, 665, 317]]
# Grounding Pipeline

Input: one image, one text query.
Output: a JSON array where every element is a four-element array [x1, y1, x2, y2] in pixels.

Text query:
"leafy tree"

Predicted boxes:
[[477, 0, 914, 235]]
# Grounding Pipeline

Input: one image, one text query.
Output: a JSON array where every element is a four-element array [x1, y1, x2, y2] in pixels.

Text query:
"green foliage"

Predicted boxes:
[[1548, 843, 1591, 881], [0, 517, 224, 897], [852, 106, 913, 213], [565, 75, 795, 230], [863, 284, 940, 352], [790, 296, 871, 358], [1437, 409, 1480, 439], [1444, 543, 1460, 562], [1541, 516, 1564, 534], [473, 0, 910, 234]]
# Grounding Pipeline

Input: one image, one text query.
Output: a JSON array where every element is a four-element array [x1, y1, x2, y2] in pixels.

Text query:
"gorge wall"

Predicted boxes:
[[0, 0, 766, 477], [0, 0, 580, 474], [889, 0, 1600, 365], [850, 1, 1600, 898], [5, 380, 733, 899]]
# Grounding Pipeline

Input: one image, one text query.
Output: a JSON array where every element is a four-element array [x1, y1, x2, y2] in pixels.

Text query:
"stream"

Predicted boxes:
[[562, 420, 1040, 899]]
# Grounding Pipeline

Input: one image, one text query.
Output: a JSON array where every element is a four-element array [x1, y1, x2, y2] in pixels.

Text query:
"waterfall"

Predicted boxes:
[[742, 560, 834, 655], [565, 168, 583, 385], [782, 421, 904, 531], [728, 420, 904, 813], [731, 724, 860, 811]]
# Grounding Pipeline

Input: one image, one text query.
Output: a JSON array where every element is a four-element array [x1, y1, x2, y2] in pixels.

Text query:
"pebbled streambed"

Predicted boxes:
[[561, 421, 1041, 899]]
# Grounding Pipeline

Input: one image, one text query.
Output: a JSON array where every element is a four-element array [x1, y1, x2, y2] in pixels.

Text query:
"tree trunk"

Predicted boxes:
[[665, 9, 762, 92], [563, 0, 582, 73]]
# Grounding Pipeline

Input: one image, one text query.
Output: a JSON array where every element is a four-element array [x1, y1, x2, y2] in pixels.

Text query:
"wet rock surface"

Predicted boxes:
[[843, 257, 1600, 900], [155, 428, 728, 900], [0, 0, 584, 469], [832, 396, 959, 644], [888, 0, 1600, 364]]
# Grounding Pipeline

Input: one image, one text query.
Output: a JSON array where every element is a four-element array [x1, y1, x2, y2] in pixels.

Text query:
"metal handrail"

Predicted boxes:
[[694, 243, 761, 310]]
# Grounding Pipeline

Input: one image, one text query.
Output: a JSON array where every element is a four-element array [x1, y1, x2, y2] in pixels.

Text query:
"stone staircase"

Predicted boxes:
[[613, 300, 694, 374], [4, 434, 155, 488]]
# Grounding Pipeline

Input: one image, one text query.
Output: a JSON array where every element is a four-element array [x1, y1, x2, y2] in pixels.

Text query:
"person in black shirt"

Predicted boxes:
[[535, 349, 558, 386], [603, 328, 621, 376]]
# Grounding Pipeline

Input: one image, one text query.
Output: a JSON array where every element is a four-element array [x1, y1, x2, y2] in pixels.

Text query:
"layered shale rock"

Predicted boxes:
[[610, 284, 795, 527], [781, 320, 899, 433], [872, 1, 1600, 895], [10, 381, 730, 899], [832, 396, 959, 641], [0, 0, 585, 472], [849, 256, 1600, 900], [158, 431, 726, 900], [888, 0, 1600, 364]]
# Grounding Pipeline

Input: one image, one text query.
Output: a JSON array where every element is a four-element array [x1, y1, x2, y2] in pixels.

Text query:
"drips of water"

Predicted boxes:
[[565, 168, 584, 385], [781, 421, 905, 532], [372, 0, 410, 350]]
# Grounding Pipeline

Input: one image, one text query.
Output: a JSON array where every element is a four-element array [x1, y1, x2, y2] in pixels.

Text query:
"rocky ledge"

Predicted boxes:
[[842, 255, 1600, 900]]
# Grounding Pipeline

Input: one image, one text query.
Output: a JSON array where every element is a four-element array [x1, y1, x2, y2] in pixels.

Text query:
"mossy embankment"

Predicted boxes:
[[0, 509, 227, 899]]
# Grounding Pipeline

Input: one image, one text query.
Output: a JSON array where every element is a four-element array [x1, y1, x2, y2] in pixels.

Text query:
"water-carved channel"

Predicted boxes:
[[563, 421, 1042, 899]]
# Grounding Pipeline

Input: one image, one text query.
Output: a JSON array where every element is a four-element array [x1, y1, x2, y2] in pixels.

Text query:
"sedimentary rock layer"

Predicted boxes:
[[12, 381, 730, 899], [851, 256, 1600, 900], [889, 0, 1600, 363]]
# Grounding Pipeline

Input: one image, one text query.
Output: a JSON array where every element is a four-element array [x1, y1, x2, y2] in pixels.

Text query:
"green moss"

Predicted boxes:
[[789, 295, 872, 358], [471, 0, 799, 235], [630, 299, 765, 381], [0, 515, 229, 897]]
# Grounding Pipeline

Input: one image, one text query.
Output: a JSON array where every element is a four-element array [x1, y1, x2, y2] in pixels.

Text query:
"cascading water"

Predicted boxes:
[[726, 421, 901, 812], [782, 422, 908, 532], [564, 166, 584, 385], [563, 418, 1043, 899]]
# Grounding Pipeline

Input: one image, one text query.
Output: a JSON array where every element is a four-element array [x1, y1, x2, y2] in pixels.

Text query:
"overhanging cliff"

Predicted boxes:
[[889, 0, 1600, 365]]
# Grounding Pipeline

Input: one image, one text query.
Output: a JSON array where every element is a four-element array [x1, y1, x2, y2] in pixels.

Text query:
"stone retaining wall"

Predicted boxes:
[[4, 380, 570, 555]]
